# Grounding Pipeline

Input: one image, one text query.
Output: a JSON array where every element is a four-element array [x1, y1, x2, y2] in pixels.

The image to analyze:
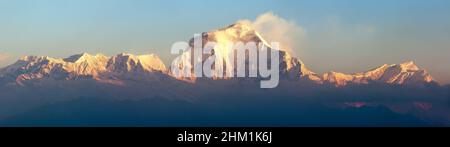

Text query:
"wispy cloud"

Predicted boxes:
[[240, 12, 306, 57]]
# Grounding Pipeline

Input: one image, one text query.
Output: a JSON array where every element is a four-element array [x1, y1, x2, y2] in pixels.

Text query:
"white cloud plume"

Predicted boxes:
[[242, 12, 306, 56]]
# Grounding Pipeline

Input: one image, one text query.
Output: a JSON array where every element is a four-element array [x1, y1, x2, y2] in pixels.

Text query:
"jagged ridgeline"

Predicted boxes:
[[0, 22, 437, 87], [0, 22, 447, 126]]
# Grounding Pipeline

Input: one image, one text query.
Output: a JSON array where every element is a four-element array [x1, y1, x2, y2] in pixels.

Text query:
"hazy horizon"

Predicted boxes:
[[1, 0, 449, 84]]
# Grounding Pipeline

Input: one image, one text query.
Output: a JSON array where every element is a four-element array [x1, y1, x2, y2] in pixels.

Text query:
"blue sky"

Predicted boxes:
[[0, 0, 449, 83]]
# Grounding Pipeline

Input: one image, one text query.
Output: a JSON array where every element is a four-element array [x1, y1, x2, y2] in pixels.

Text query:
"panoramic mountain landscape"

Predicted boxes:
[[2, 1, 450, 145], [0, 22, 448, 126]]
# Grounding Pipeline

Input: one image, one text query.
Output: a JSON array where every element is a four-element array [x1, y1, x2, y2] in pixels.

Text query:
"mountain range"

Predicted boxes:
[[0, 22, 447, 126], [0, 22, 437, 87]]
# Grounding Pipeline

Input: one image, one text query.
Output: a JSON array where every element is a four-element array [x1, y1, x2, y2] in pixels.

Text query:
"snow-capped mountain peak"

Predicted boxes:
[[0, 23, 438, 88], [63, 53, 108, 63], [173, 22, 319, 82], [322, 61, 436, 86], [0, 53, 167, 85], [107, 53, 166, 73], [64, 53, 92, 63], [204, 21, 272, 49], [398, 61, 420, 72]]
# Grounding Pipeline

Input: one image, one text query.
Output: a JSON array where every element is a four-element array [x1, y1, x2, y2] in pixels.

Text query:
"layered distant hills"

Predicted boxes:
[[0, 22, 447, 126]]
